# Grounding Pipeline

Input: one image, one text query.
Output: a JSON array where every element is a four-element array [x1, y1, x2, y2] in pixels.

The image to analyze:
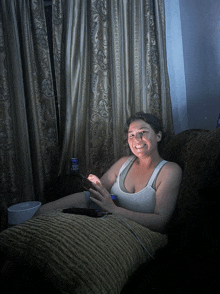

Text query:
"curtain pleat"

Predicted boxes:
[[0, 0, 59, 230], [0, 0, 35, 200], [154, 0, 174, 134]]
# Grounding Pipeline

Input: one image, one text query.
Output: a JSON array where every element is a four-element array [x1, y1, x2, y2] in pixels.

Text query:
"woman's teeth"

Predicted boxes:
[[135, 144, 146, 149]]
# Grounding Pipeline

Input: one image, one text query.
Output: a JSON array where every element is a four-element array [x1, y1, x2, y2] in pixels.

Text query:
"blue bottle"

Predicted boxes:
[[70, 158, 79, 174]]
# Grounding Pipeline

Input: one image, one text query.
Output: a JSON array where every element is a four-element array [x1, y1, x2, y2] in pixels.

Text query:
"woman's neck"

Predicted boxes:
[[135, 153, 162, 168]]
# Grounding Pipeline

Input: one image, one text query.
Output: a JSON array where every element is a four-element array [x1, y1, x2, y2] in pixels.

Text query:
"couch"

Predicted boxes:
[[0, 128, 220, 293], [122, 128, 220, 292]]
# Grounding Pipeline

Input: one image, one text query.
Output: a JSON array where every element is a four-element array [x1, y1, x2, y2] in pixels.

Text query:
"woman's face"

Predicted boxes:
[[127, 119, 162, 159]]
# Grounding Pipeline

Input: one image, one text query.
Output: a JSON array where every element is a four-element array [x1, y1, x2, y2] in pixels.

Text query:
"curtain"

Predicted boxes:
[[53, 0, 174, 178], [0, 0, 59, 230], [0, 0, 173, 230]]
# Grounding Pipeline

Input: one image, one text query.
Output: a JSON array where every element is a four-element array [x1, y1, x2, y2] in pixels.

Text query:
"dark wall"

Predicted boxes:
[[179, 0, 220, 130]]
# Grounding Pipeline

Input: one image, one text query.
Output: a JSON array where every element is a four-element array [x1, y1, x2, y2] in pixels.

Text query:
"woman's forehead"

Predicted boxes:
[[128, 119, 151, 131]]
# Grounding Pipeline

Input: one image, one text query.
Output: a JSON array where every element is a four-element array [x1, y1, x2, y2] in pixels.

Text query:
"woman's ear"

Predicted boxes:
[[156, 131, 162, 142]]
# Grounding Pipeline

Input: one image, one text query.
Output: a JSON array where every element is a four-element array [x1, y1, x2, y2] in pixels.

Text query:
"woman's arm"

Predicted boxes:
[[89, 162, 182, 233]]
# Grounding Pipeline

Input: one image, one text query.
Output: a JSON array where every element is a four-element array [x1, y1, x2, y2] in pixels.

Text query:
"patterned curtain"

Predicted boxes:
[[0, 0, 173, 230], [53, 0, 174, 178], [0, 0, 59, 230]]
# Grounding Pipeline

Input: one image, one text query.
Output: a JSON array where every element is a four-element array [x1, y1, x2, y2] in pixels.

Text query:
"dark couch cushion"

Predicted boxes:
[[161, 128, 220, 228], [160, 129, 209, 169]]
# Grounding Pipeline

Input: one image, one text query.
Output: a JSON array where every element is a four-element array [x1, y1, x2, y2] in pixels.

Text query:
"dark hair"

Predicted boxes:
[[124, 111, 165, 153]]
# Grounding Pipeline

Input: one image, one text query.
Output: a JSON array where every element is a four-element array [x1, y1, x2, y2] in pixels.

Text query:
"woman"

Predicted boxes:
[[37, 112, 182, 233]]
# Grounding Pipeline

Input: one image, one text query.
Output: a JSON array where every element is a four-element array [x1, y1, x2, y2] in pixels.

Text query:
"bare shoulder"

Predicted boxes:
[[164, 161, 182, 172], [164, 161, 182, 173], [159, 161, 182, 184], [117, 156, 130, 166], [108, 156, 130, 174], [100, 156, 130, 190]]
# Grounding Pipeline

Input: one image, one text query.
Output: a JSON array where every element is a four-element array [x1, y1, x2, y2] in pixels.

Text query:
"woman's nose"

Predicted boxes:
[[135, 132, 142, 140]]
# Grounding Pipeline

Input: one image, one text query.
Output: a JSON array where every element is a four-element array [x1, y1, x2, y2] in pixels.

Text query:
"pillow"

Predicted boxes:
[[0, 212, 167, 294]]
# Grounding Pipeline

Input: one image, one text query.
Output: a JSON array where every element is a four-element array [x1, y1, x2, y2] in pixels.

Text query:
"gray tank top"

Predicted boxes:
[[110, 156, 168, 213]]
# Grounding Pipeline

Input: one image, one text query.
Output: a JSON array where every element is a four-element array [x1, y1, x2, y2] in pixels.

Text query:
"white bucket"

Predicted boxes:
[[8, 201, 42, 225]]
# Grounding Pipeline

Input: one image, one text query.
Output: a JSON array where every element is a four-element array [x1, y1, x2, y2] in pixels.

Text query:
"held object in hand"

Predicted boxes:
[[74, 173, 98, 191], [75, 173, 117, 201], [62, 208, 109, 217]]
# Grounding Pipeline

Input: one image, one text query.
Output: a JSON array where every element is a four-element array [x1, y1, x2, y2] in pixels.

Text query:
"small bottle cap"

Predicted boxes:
[[110, 194, 117, 200]]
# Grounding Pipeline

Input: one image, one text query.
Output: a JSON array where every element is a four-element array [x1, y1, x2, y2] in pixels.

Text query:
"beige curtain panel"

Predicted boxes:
[[0, 0, 60, 229]]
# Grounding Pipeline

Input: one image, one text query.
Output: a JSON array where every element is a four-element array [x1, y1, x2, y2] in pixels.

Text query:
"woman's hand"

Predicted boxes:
[[87, 174, 101, 185], [89, 182, 116, 213]]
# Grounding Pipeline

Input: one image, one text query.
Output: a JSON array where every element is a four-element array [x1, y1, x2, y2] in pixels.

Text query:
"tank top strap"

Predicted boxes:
[[147, 160, 168, 187], [119, 155, 136, 175]]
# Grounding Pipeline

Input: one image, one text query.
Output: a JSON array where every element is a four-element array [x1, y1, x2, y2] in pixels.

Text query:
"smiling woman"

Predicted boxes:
[[125, 112, 165, 154], [127, 120, 162, 160], [37, 112, 182, 233]]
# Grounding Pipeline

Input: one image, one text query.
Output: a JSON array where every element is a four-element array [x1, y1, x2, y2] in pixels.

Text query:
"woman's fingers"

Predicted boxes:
[[87, 174, 101, 185], [90, 182, 108, 197], [89, 186, 116, 213]]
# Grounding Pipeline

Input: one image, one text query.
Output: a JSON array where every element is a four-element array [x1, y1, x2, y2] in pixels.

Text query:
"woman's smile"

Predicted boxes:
[[135, 143, 146, 149]]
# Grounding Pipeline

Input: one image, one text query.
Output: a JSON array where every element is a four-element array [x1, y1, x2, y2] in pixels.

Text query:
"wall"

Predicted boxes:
[[179, 0, 220, 130], [164, 0, 188, 134], [165, 0, 220, 133]]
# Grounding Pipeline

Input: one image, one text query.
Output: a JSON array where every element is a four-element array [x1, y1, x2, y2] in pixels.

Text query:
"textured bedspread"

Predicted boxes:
[[0, 212, 168, 294]]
